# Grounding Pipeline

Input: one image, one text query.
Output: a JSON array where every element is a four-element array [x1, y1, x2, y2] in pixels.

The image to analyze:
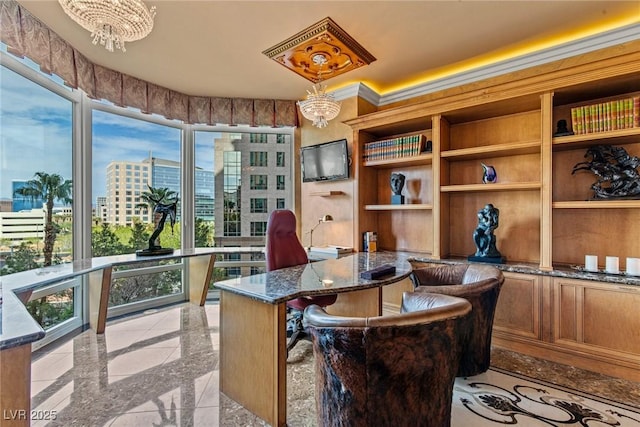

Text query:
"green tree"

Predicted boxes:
[[195, 218, 213, 247], [13, 172, 72, 267], [129, 218, 151, 251], [0, 243, 40, 275], [92, 223, 128, 256]]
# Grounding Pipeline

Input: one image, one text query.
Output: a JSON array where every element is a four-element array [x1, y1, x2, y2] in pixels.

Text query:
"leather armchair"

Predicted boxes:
[[304, 292, 471, 427], [409, 261, 505, 377], [265, 209, 337, 355]]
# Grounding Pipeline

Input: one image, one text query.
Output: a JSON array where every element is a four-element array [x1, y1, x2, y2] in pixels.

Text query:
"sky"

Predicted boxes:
[[1, 58, 218, 204]]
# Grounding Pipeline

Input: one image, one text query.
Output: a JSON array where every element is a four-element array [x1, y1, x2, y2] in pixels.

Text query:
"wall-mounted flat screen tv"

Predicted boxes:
[[301, 139, 350, 182]]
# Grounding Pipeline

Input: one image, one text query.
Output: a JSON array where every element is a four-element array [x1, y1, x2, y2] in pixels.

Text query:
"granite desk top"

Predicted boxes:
[[213, 251, 416, 304], [0, 247, 265, 351]]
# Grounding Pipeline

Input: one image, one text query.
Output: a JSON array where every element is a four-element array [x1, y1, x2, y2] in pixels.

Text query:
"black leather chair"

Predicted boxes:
[[409, 261, 505, 376], [265, 209, 337, 355], [304, 292, 472, 427]]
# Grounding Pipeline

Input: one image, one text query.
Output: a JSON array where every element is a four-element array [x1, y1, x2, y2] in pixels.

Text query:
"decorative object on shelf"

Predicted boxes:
[[58, 0, 156, 53], [390, 172, 406, 204], [553, 119, 574, 137], [468, 203, 505, 264], [627, 257, 640, 275], [136, 189, 179, 256], [481, 163, 497, 184], [425, 140, 433, 152], [571, 145, 640, 199], [297, 55, 341, 128], [605, 256, 620, 274], [585, 255, 598, 272], [308, 214, 333, 249], [363, 231, 377, 252]]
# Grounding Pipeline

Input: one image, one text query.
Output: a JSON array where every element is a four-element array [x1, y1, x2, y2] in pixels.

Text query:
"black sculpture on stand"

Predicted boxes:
[[468, 203, 505, 264], [390, 172, 406, 204], [137, 191, 179, 256], [572, 145, 640, 199]]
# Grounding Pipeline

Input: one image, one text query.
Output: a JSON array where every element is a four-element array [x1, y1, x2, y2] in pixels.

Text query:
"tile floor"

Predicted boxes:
[[30, 303, 640, 426]]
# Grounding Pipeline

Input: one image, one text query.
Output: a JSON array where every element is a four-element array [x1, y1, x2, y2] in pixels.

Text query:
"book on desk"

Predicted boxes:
[[309, 245, 353, 256]]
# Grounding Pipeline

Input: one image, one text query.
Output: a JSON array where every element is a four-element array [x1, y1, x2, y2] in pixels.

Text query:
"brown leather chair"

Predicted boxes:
[[304, 292, 471, 427], [265, 209, 337, 355], [409, 261, 505, 377]]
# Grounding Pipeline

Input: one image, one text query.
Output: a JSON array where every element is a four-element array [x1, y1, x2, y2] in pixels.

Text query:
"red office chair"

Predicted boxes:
[[265, 209, 337, 355]]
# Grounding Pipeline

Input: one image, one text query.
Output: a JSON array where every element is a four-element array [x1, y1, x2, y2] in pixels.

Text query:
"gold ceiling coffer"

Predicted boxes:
[[262, 17, 376, 83]]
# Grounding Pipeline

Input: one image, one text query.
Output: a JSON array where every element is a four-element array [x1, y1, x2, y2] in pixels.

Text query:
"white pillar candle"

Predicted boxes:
[[584, 255, 598, 272], [605, 256, 619, 274], [626, 257, 640, 275]]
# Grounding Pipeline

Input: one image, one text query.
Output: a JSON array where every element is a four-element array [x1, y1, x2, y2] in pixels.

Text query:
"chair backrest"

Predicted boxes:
[[265, 209, 308, 271], [304, 293, 471, 427]]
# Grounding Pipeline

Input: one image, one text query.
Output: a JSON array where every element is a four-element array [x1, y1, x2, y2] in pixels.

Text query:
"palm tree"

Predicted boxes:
[[14, 172, 72, 267]]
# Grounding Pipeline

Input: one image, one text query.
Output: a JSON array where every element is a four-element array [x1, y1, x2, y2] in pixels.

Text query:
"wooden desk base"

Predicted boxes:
[[218, 286, 383, 426], [0, 343, 32, 427]]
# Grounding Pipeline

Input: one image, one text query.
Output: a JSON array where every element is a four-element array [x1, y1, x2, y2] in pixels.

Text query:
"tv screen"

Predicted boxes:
[[301, 139, 349, 182]]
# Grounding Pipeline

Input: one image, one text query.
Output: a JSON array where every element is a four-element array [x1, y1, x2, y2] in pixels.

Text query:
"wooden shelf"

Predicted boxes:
[[553, 200, 640, 209], [363, 153, 433, 168], [441, 140, 540, 160], [310, 191, 344, 197], [441, 182, 541, 192], [365, 204, 433, 211], [552, 127, 640, 151]]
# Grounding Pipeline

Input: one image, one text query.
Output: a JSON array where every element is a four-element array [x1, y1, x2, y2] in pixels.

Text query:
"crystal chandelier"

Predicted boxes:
[[297, 55, 341, 128], [58, 0, 157, 53]]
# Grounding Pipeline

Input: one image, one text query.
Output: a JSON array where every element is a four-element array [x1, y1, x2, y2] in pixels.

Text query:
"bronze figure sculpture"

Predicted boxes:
[[468, 203, 505, 264]]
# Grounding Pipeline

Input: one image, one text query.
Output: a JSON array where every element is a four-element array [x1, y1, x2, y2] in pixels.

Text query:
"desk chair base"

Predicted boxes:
[[286, 309, 310, 356]]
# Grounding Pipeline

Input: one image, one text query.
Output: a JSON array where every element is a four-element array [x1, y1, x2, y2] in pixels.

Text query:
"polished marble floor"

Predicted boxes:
[[31, 303, 640, 427]]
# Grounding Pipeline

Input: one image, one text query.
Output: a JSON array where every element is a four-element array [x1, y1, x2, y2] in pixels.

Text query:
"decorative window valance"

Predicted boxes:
[[0, 0, 298, 127]]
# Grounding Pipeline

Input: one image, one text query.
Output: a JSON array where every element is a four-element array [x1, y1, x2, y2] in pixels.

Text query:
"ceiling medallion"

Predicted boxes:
[[262, 17, 376, 83]]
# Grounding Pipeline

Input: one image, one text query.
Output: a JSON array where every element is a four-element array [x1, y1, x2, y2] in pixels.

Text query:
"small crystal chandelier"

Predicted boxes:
[[58, 0, 157, 53], [297, 55, 341, 128]]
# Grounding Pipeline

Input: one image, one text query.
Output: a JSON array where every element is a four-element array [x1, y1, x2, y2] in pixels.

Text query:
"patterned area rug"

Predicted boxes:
[[453, 368, 640, 426]]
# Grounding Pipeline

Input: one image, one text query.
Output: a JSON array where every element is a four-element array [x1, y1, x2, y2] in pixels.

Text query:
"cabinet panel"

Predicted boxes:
[[554, 278, 640, 356], [447, 191, 540, 262], [583, 286, 640, 354], [494, 272, 541, 338]]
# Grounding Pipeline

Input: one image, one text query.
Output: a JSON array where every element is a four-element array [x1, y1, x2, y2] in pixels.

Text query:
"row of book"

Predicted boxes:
[[570, 96, 640, 135], [363, 134, 427, 162]]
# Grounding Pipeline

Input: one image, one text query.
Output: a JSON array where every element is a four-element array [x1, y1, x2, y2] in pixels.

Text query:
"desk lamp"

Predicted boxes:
[[309, 214, 333, 249]]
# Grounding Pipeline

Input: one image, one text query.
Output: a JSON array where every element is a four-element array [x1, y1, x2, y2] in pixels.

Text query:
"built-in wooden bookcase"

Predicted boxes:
[[438, 96, 543, 264], [354, 118, 434, 253], [345, 47, 640, 380], [350, 69, 640, 268], [551, 72, 640, 269]]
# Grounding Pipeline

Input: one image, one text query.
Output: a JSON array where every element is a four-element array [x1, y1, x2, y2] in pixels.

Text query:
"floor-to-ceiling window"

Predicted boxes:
[[0, 57, 81, 348], [1, 46, 295, 346]]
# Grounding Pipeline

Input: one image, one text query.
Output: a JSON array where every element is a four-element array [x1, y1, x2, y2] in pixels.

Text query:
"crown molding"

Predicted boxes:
[[332, 23, 640, 107]]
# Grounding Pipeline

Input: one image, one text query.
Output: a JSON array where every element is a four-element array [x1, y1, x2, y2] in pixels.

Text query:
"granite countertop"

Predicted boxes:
[[408, 255, 640, 287], [213, 251, 416, 304], [0, 247, 265, 351]]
